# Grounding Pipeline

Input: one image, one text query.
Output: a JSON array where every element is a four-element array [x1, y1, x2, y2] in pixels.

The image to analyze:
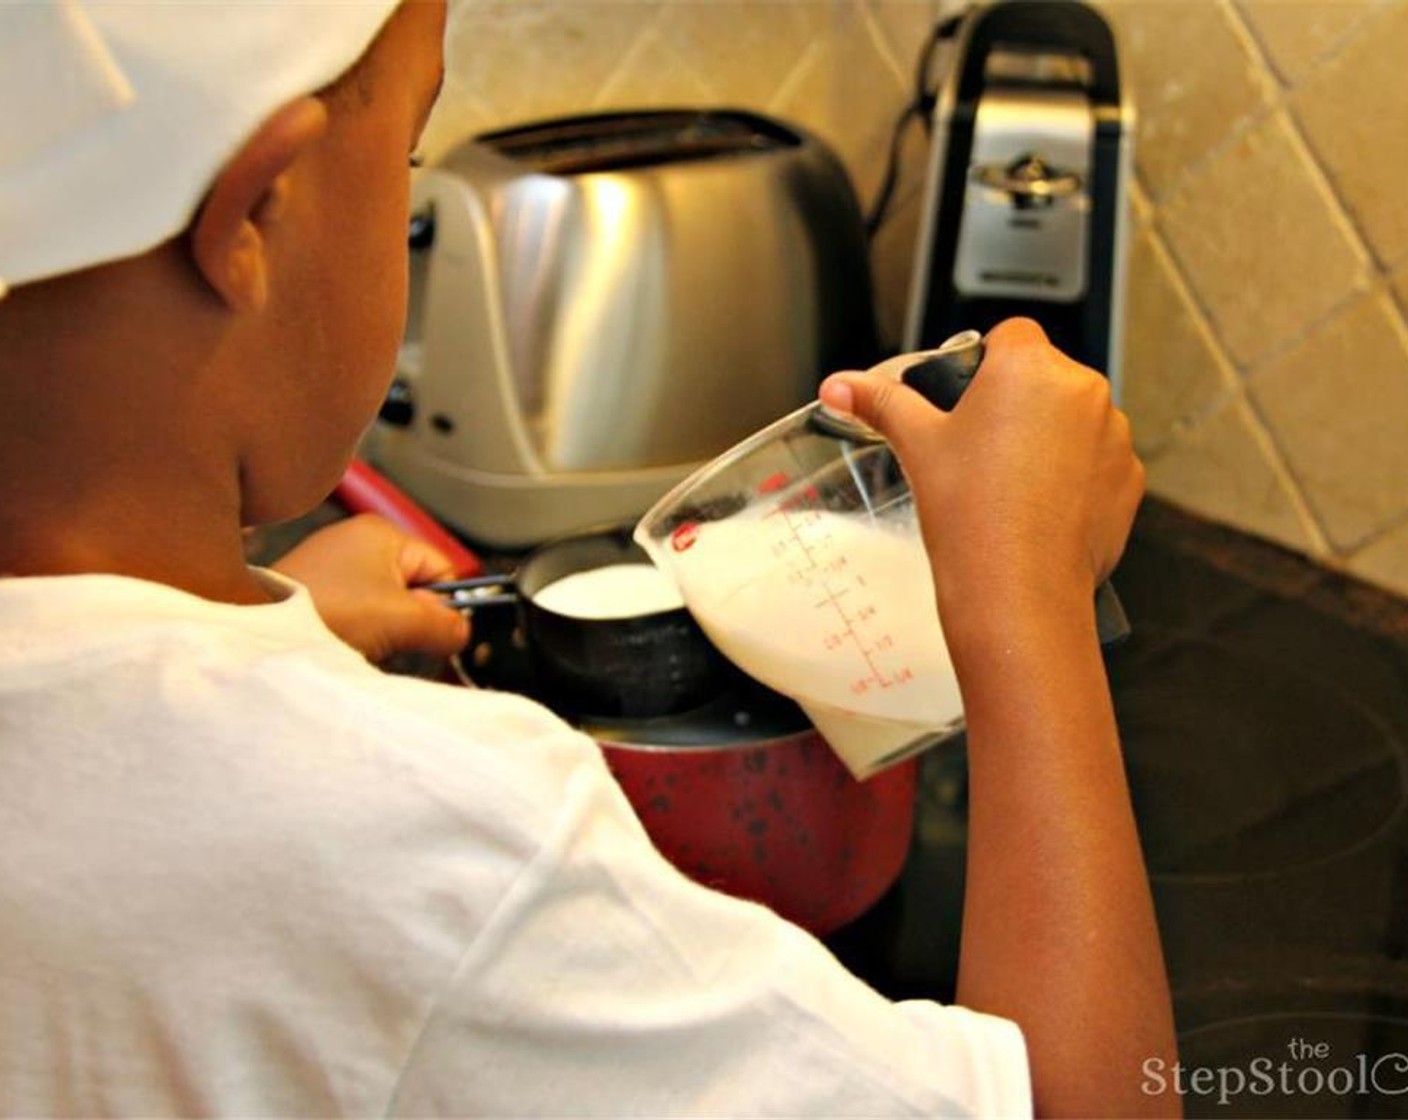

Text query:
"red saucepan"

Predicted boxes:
[[441, 525, 919, 936], [335, 463, 916, 935], [584, 682, 917, 936]]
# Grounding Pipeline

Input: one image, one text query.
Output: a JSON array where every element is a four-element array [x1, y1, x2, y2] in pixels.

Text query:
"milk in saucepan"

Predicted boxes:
[[667, 500, 964, 777], [532, 563, 685, 619]]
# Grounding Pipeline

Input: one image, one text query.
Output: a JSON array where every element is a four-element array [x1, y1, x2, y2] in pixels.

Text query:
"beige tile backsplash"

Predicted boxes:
[[426, 0, 1408, 599], [1291, 1, 1408, 268], [1156, 110, 1369, 369], [1144, 393, 1319, 554], [1122, 229, 1236, 457], [1248, 292, 1408, 551], [1239, 0, 1381, 84], [1108, 0, 1270, 201]]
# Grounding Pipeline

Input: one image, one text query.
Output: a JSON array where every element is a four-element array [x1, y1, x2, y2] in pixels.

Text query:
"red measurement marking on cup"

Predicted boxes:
[[670, 521, 701, 553], [758, 472, 790, 494], [812, 580, 910, 693]]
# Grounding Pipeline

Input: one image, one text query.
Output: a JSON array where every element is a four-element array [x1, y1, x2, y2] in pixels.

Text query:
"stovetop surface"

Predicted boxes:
[[825, 500, 1408, 1118]]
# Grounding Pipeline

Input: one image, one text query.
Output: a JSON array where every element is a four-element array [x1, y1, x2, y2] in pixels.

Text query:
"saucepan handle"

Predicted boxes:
[[424, 574, 518, 611]]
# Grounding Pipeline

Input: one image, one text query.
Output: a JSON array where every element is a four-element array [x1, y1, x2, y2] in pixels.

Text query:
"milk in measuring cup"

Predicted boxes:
[[669, 500, 964, 778]]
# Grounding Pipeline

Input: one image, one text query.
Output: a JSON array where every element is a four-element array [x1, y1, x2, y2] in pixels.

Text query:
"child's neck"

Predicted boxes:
[[0, 501, 273, 606], [0, 255, 274, 606]]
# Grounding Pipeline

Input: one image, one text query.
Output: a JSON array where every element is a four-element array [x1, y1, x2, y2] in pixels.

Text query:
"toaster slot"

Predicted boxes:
[[477, 109, 798, 175]]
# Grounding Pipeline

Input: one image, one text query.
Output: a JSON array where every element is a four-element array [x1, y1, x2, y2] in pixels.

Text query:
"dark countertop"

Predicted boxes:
[[827, 500, 1408, 1119]]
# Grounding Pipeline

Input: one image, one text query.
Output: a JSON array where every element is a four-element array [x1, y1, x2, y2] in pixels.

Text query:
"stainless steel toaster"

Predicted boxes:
[[366, 109, 879, 548]]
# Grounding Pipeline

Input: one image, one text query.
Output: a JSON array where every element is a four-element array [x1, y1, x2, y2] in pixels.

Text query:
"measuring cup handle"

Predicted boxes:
[[1095, 580, 1131, 648], [899, 330, 984, 412]]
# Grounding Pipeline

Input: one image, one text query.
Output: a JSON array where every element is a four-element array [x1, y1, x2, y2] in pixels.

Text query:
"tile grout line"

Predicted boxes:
[[1221, 0, 1371, 279], [589, 3, 672, 110], [1140, 201, 1333, 555], [1142, 0, 1390, 231], [1230, 0, 1396, 91], [1248, 281, 1403, 381], [1231, 275, 1408, 562], [1135, 0, 1332, 558], [1139, 218, 1333, 558], [1362, 274, 1408, 560], [849, 0, 922, 176], [1222, 0, 1408, 561], [1348, 507, 1408, 567], [1265, 110, 1380, 283], [857, 0, 915, 92], [1134, 230, 1243, 456], [1137, 0, 1283, 211], [1214, 0, 1377, 560], [1238, 390, 1335, 559], [1227, 0, 1397, 281], [767, 36, 827, 115], [1139, 105, 1273, 214]]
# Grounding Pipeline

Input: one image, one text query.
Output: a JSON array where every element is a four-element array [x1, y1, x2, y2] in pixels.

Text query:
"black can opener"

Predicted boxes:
[[825, 329, 1131, 648]]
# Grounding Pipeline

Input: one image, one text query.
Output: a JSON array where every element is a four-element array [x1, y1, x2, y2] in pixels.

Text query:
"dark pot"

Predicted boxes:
[[445, 524, 731, 720]]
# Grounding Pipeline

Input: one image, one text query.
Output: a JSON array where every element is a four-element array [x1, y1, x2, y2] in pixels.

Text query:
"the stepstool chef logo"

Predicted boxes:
[[1142, 1034, 1408, 1107]]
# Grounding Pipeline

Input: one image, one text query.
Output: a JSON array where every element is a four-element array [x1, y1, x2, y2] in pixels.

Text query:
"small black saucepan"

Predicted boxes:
[[433, 523, 731, 721]]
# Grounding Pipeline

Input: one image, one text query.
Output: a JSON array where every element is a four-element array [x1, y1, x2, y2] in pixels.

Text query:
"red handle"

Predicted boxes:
[[333, 459, 483, 578]]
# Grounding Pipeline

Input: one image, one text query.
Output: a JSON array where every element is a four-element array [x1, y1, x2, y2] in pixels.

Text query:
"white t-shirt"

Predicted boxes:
[[0, 570, 1029, 1117]]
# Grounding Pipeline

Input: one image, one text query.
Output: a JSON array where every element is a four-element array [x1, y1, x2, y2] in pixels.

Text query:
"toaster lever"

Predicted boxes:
[[379, 378, 416, 428], [409, 204, 436, 250]]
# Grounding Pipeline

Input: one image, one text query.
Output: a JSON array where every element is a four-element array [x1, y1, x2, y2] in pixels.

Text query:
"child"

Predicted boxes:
[[0, 2, 1177, 1115]]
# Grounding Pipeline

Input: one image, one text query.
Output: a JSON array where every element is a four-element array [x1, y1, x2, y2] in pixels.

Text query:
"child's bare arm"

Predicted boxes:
[[820, 318, 1179, 1117]]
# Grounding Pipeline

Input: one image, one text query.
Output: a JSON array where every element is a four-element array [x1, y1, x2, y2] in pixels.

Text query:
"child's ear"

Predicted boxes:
[[190, 96, 328, 312]]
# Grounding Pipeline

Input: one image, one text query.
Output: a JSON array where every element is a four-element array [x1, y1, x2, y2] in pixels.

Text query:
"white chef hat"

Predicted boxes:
[[0, 0, 402, 299]]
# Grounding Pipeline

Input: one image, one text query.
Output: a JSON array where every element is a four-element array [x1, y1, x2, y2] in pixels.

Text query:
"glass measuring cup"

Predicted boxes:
[[634, 330, 1131, 780], [633, 336, 980, 780]]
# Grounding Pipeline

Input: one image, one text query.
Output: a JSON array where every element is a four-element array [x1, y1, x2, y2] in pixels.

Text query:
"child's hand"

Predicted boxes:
[[818, 317, 1144, 632], [826, 321, 1173, 1116], [271, 514, 470, 663]]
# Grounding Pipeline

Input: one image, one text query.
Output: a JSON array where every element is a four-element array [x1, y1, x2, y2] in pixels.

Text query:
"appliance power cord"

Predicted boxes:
[[864, 8, 969, 240]]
